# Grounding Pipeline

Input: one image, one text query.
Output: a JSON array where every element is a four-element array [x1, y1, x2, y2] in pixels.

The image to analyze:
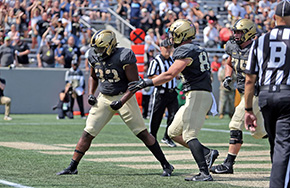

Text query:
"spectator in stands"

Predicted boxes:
[[159, 0, 172, 18], [14, 0, 28, 38], [244, 0, 259, 17], [0, 72, 12, 121], [211, 55, 221, 73], [186, 9, 200, 34], [99, 0, 111, 22], [142, 0, 154, 13], [70, 13, 81, 47], [140, 8, 153, 34], [144, 28, 159, 57], [203, 19, 220, 48], [0, 36, 15, 67], [33, 12, 50, 50], [74, 0, 84, 17], [163, 10, 176, 28], [219, 23, 232, 48], [116, 0, 129, 32], [217, 54, 235, 119], [227, 0, 246, 25], [254, 15, 264, 35], [54, 83, 74, 119], [37, 34, 57, 68], [61, 36, 81, 68], [7, 24, 19, 45], [0, 28, 4, 46], [13, 36, 30, 67], [54, 41, 63, 68], [180, 2, 189, 17], [172, 0, 181, 15], [65, 58, 86, 119], [59, 0, 71, 18], [258, 0, 271, 13], [30, 8, 42, 49], [27, 0, 44, 21], [50, 0, 60, 16], [4, 8, 17, 32], [130, 0, 141, 28]]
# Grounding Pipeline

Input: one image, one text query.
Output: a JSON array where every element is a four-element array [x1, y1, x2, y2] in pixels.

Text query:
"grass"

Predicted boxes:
[[0, 114, 270, 188]]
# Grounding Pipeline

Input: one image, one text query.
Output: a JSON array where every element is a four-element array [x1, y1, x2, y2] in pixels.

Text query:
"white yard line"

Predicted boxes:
[[0, 180, 34, 188]]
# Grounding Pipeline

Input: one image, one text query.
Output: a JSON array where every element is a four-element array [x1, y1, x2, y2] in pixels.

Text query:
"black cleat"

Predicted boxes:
[[185, 172, 213, 181], [161, 138, 177, 147], [161, 164, 174, 177], [56, 168, 78, 175], [210, 163, 233, 174], [205, 149, 219, 168]]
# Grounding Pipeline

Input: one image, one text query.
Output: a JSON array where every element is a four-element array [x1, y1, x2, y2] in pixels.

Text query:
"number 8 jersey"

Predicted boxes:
[[88, 47, 137, 96], [172, 42, 212, 93], [225, 40, 252, 94]]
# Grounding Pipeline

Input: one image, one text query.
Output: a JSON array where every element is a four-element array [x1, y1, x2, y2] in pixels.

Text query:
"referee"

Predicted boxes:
[[147, 39, 179, 147], [244, 1, 290, 187]]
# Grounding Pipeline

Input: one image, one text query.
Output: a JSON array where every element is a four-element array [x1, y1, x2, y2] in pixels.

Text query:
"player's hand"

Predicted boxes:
[[88, 94, 97, 106], [244, 111, 257, 132], [128, 78, 154, 93], [110, 100, 123, 110], [223, 76, 232, 91]]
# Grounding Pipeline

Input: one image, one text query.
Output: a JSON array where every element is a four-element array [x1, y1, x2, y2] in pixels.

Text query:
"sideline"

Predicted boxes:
[[0, 180, 34, 188]]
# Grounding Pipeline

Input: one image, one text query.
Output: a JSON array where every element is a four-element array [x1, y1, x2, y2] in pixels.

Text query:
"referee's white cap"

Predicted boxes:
[[275, 0, 290, 17]]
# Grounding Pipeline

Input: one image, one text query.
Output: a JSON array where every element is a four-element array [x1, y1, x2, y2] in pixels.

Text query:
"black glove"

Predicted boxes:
[[110, 100, 123, 110], [223, 76, 232, 91], [88, 94, 97, 106], [128, 78, 154, 93]]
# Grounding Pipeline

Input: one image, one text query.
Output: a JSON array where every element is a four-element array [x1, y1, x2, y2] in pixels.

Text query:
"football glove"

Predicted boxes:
[[88, 94, 97, 105], [223, 76, 232, 91], [128, 78, 154, 93], [110, 100, 123, 110]]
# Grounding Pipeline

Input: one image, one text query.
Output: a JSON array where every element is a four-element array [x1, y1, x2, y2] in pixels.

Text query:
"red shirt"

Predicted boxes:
[[211, 61, 221, 72]]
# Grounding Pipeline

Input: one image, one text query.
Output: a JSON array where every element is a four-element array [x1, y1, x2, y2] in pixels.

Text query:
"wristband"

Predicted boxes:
[[245, 107, 253, 112]]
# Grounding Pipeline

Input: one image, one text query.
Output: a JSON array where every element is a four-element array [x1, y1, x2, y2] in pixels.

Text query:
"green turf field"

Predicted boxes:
[[0, 114, 270, 188]]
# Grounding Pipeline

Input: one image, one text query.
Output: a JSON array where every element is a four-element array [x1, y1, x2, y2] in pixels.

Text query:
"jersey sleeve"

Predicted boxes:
[[120, 48, 137, 66], [245, 39, 259, 74], [225, 40, 233, 56], [147, 58, 158, 77], [173, 44, 195, 60]]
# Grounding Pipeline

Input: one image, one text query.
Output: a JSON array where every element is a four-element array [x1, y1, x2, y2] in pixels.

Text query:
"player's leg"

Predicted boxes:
[[57, 94, 115, 175], [177, 91, 217, 181], [211, 95, 246, 174], [119, 95, 174, 176]]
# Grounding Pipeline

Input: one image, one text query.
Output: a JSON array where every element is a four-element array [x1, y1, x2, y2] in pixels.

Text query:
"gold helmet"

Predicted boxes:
[[232, 19, 256, 44], [90, 30, 117, 59], [168, 19, 196, 47]]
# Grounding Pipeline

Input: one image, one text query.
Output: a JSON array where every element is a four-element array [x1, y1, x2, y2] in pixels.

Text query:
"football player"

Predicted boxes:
[[127, 19, 219, 181], [210, 19, 267, 174], [57, 30, 174, 177]]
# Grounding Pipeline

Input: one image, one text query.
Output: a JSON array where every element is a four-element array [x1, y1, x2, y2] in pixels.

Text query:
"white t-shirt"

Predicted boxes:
[[228, 3, 244, 17], [203, 26, 219, 44]]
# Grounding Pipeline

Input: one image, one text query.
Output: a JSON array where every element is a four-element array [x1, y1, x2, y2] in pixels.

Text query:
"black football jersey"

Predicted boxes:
[[88, 47, 137, 96], [172, 42, 212, 93], [225, 40, 252, 94]]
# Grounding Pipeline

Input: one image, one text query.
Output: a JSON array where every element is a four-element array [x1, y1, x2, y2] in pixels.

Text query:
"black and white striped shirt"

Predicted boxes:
[[147, 54, 176, 89], [246, 26, 290, 86]]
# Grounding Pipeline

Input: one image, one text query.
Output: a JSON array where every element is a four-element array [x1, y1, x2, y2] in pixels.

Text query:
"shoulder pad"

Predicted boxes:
[[119, 48, 137, 65]]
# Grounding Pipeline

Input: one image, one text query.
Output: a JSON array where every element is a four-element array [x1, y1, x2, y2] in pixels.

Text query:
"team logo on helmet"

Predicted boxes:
[[90, 30, 117, 60], [168, 19, 196, 47], [232, 19, 256, 44]]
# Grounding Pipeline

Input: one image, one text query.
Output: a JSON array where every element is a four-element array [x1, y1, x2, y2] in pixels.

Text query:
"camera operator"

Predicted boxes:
[[54, 83, 73, 119]]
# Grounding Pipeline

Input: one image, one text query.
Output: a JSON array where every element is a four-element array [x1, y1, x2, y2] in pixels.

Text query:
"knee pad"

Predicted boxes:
[[229, 130, 243, 144]]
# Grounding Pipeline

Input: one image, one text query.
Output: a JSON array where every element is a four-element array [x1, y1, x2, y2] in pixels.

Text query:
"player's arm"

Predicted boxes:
[[87, 66, 99, 105], [244, 73, 257, 131], [222, 56, 234, 91], [110, 63, 139, 110], [128, 58, 189, 92]]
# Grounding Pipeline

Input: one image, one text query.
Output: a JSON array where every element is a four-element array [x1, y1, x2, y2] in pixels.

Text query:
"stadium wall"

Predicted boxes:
[[0, 68, 220, 114]]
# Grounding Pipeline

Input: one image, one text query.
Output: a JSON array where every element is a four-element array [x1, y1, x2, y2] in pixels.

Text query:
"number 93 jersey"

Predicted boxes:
[[172, 42, 212, 93], [88, 47, 137, 96], [225, 40, 252, 94]]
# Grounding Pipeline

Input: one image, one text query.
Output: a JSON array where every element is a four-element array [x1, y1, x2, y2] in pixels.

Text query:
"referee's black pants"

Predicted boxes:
[[259, 90, 290, 188], [149, 89, 178, 140]]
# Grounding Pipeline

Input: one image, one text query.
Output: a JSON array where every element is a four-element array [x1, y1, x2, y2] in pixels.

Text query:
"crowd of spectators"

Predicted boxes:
[[0, 0, 281, 69]]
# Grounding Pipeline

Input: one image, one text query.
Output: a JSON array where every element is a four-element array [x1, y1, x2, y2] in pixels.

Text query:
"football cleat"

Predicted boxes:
[[185, 172, 213, 181], [56, 168, 78, 175], [205, 149, 219, 168], [4, 116, 12, 121], [161, 138, 177, 148], [210, 163, 233, 174], [161, 164, 174, 177]]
